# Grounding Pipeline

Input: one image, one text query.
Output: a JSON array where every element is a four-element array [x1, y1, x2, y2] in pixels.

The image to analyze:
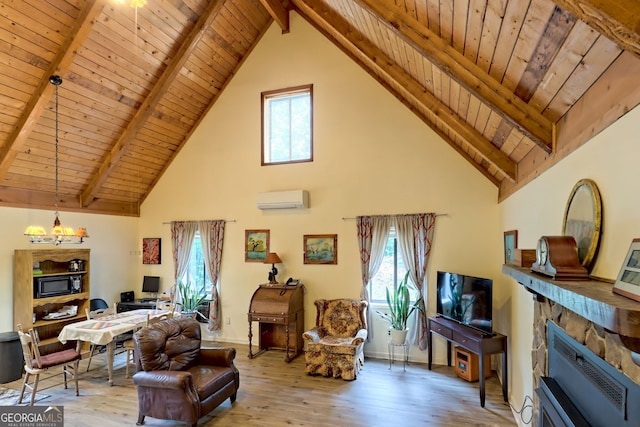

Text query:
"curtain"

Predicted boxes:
[[198, 220, 225, 332], [356, 215, 391, 339], [395, 213, 436, 350], [170, 221, 198, 299]]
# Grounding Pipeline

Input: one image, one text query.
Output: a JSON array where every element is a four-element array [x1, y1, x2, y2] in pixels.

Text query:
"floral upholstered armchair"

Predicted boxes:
[[303, 299, 368, 380]]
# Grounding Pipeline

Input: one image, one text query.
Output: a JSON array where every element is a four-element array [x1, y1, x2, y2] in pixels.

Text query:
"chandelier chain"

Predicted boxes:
[[54, 81, 59, 216], [23, 75, 88, 244]]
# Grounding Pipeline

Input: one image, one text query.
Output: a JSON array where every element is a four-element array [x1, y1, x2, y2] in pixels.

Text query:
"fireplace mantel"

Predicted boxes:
[[503, 265, 640, 341]]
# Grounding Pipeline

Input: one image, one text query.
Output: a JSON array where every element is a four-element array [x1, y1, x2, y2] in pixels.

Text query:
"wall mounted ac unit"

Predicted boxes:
[[256, 190, 309, 210]]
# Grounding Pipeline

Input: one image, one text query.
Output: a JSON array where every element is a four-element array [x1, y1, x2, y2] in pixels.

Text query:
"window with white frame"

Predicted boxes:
[[179, 231, 212, 299], [261, 84, 313, 165], [369, 227, 419, 303]]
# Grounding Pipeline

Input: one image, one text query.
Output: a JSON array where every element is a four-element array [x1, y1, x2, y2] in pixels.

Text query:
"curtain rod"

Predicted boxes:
[[341, 213, 447, 220], [162, 220, 236, 224]]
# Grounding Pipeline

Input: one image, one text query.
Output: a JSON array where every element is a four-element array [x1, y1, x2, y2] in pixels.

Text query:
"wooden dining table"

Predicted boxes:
[[58, 308, 170, 386]]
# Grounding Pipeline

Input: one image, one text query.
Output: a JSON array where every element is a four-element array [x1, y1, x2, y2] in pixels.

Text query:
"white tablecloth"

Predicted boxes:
[[58, 309, 167, 345]]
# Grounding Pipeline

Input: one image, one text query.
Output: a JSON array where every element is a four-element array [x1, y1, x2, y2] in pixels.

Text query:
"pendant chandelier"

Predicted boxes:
[[24, 75, 89, 245], [122, 0, 147, 7]]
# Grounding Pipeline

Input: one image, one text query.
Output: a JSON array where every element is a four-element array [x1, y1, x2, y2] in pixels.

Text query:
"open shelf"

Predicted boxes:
[[34, 270, 87, 278], [31, 292, 90, 307]]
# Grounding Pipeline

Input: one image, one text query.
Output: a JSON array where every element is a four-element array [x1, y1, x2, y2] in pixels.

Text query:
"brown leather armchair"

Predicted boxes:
[[132, 317, 239, 427]]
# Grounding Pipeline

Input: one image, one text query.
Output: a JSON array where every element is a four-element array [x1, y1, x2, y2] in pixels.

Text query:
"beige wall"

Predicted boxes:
[[500, 103, 640, 425], [140, 12, 502, 362], [0, 208, 140, 330]]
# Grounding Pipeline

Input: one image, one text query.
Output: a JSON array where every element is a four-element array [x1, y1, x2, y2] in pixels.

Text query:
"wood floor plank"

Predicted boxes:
[[3, 342, 516, 426]]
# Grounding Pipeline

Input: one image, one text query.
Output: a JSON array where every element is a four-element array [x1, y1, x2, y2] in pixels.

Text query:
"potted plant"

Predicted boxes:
[[376, 271, 424, 344], [177, 281, 207, 320]]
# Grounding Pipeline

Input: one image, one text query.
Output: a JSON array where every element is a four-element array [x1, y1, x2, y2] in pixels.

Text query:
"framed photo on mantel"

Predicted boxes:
[[503, 230, 517, 264], [613, 238, 640, 302]]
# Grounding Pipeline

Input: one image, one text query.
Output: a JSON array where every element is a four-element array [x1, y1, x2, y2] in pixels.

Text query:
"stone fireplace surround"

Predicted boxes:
[[503, 265, 640, 425], [532, 299, 640, 390], [533, 301, 640, 425]]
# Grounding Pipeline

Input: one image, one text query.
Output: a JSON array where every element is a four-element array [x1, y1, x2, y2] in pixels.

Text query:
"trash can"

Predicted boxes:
[[0, 331, 23, 383]]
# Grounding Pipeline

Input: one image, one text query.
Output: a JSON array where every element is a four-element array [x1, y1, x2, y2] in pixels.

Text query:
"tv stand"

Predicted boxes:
[[427, 316, 508, 407]]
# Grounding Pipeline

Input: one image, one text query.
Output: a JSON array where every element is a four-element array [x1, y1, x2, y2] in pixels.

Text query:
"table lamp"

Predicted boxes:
[[264, 252, 282, 284]]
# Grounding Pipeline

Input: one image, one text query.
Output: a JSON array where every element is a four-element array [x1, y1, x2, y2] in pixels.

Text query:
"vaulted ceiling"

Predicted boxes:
[[1, 0, 639, 217]]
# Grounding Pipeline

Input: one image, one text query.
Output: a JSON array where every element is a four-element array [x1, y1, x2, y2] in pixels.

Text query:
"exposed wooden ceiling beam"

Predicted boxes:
[[355, 0, 553, 154], [137, 9, 277, 207], [80, 0, 227, 208], [293, 5, 501, 186], [293, 0, 516, 182], [260, 0, 290, 33], [0, 0, 108, 180], [499, 51, 640, 201], [0, 185, 138, 217], [552, 0, 640, 58]]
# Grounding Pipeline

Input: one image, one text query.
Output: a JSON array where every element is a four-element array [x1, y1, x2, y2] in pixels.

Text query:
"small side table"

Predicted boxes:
[[388, 341, 409, 371]]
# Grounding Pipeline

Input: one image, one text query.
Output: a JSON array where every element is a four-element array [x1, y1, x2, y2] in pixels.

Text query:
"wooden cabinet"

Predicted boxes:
[[13, 249, 91, 355], [247, 284, 304, 362]]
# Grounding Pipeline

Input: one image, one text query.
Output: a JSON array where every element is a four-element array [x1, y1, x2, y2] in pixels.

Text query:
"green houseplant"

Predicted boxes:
[[177, 281, 207, 320], [376, 271, 424, 344]]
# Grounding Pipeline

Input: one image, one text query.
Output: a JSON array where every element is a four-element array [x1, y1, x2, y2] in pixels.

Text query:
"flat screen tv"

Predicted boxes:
[[436, 271, 493, 335], [142, 275, 160, 294]]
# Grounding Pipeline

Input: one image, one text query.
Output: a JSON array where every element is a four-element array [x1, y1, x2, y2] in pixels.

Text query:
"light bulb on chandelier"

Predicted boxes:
[[24, 75, 89, 245], [119, 0, 147, 7]]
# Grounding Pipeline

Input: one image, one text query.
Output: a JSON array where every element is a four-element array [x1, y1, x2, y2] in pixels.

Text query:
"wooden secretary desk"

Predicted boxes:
[[247, 283, 304, 362]]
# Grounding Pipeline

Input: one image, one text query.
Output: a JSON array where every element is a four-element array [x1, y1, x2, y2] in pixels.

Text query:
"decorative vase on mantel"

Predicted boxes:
[[389, 328, 408, 345]]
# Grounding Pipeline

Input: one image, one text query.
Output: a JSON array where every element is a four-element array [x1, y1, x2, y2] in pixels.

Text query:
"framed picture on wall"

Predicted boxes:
[[245, 230, 270, 262], [303, 234, 337, 265], [142, 238, 161, 265]]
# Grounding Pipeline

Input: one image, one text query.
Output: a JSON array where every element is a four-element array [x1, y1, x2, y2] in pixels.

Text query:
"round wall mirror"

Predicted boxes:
[[562, 179, 602, 271]]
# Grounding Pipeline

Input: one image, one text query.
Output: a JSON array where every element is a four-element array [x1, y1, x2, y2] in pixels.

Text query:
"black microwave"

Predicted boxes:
[[34, 275, 82, 298]]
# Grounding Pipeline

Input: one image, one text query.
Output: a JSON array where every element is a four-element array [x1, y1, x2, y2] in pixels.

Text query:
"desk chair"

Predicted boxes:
[[17, 324, 81, 405], [90, 298, 109, 311], [123, 312, 172, 378], [156, 299, 176, 316], [84, 305, 116, 372]]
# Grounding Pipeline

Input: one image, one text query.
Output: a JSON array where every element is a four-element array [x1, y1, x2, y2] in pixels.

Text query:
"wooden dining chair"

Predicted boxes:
[[17, 324, 81, 405], [124, 312, 172, 378], [84, 306, 116, 372]]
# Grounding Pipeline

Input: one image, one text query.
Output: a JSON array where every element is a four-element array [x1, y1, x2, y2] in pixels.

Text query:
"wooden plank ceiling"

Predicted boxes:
[[0, 0, 639, 217]]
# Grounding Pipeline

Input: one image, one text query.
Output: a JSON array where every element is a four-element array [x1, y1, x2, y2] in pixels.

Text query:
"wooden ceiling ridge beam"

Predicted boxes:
[[293, 0, 516, 182], [259, 0, 290, 33], [354, 0, 553, 154], [0, 0, 108, 182], [552, 0, 640, 58], [80, 0, 227, 208]]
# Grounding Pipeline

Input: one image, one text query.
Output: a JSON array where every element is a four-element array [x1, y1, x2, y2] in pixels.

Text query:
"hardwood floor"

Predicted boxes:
[[4, 343, 516, 426]]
